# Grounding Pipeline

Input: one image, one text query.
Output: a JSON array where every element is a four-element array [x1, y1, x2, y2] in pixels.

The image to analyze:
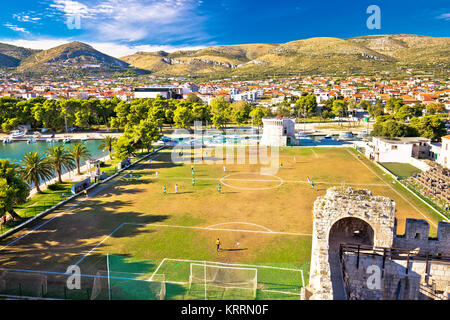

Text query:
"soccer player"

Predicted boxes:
[[84, 189, 88, 198], [155, 171, 159, 178], [218, 184, 222, 193], [223, 166, 226, 172], [294, 156, 296, 163], [192, 177, 195, 186], [216, 238, 221, 253], [175, 184, 178, 193], [163, 185, 167, 194], [312, 181, 315, 189], [280, 162, 283, 169]]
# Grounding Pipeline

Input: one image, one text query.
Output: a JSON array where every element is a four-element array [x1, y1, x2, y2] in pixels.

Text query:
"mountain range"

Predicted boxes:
[[1, 35, 449, 78]]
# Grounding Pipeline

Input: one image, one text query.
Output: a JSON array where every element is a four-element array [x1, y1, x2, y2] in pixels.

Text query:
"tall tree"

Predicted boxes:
[[70, 143, 92, 175], [249, 106, 269, 128], [47, 145, 76, 183], [209, 97, 231, 130], [98, 135, 117, 160], [0, 160, 29, 220], [173, 105, 194, 130], [410, 115, 447, 141], [295, 94, 317, 118], [20, 152, 54, 194]]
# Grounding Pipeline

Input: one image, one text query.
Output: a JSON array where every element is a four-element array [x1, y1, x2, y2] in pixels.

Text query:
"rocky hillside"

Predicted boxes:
[[121, 35, 449, 78]]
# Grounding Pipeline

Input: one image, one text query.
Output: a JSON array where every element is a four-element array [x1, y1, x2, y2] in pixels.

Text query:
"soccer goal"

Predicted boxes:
[[188, 263, 257, 300]]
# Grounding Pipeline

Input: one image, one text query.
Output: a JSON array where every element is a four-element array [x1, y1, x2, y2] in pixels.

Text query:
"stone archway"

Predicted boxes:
[[328, 217, 375, 299], [307, 187, 396, 300], [328, 217, 375, 252]]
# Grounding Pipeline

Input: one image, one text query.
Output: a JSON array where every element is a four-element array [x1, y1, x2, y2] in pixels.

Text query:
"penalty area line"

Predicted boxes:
[[73, 222, 312, 268]]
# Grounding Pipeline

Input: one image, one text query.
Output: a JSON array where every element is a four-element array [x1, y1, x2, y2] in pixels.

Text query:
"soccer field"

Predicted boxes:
[[0, 146, 442, 300]]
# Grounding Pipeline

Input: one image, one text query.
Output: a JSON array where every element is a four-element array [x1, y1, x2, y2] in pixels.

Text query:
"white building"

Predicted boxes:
[[430, 135, 450, 169], [231, 90, 258, 102], [260, 117, 296, 146], [133, 87, 183, 99], [366, 137, 431, 163]]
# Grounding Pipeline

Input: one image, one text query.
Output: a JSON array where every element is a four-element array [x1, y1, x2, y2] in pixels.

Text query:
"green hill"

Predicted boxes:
[[16, 41, 146, 76], [0, 43, 38, 68]]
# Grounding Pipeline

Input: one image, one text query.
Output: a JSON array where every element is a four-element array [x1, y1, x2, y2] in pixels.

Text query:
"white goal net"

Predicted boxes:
[[189, 263, 257, 300]]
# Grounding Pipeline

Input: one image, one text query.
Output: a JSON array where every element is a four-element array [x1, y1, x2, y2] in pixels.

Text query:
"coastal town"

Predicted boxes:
[[1, 73, 449, 110]]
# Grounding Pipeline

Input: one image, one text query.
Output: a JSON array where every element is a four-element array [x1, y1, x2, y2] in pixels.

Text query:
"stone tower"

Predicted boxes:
[[306, 187, 397, 300]]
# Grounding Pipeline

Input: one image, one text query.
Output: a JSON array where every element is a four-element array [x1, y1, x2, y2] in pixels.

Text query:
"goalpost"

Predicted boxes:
[[91, 254, 166, 300], [188, 262, 258, 300]]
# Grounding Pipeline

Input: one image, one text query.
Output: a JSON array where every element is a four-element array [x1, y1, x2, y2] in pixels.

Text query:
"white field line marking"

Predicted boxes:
[[162, 258, 305, 273], [127, 222, 312, 237], [152, 176, 386, 186], [73, 223, 127, 266], [149, 258, 167, 281], [206, 222, 274, 233], [346, 149, 437, 228], [0, 152, 160, 252], [311, 149, 319, 158], [74, 222, 312, 268], [260, 289, 302, 296]]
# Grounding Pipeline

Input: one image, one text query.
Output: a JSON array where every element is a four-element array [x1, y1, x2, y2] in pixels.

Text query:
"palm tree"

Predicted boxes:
[[70, 143, 91, 175], [0, 159, 30, 220], [20, 152, 54, 193], [98, 135, 116, 160], [47, 145, 76, 183]]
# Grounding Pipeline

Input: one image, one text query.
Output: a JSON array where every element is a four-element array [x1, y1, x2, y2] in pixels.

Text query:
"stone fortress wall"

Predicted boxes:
[[303, 187, 450, 300]]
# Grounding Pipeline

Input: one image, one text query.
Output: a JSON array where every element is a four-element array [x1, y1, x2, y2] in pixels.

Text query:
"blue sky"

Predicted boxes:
[[0, 0, 449, 57]]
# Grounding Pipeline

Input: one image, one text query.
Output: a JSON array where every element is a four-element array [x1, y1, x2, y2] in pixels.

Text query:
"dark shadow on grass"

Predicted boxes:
[[0, 196, 171, 272], [220, 248, 248, 252]]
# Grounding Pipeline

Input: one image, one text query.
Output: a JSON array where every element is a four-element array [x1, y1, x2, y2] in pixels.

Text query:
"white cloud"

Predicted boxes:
[[3, 23, 30, 34], [13, 14, 42, 23], [437, 13, 450, 20], [0, 38, 206, 58], [49, 0, 208, 43]]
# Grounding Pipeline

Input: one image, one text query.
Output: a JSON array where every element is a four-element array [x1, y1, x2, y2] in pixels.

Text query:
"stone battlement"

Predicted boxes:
[[305, 186, 450, 300], [394, 219, 450, 252]]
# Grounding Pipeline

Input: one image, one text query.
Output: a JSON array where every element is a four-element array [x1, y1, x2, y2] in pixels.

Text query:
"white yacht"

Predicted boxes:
[[9, 130, 26, 139], [338, 131, 354, 141]]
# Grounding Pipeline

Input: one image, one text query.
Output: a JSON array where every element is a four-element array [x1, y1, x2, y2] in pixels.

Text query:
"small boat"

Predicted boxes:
[[357, 130, 370, 138], [2, 138, 12, 144], [319, 134, 335, 143], [63, 138, 72, 144], [296, 132, 310, 138], [32, 132, 41, 139], [9, 130, 26, 138], [338, 132, 354, 141]]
